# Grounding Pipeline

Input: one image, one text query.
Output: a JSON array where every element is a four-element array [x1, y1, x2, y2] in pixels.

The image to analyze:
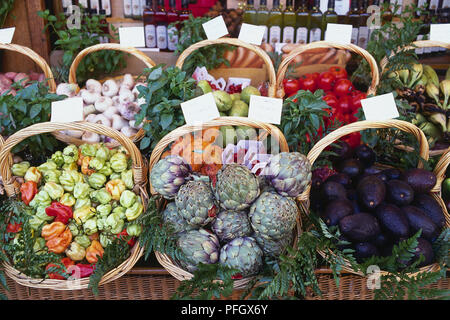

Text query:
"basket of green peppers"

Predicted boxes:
[[0, 122, 148, 290]]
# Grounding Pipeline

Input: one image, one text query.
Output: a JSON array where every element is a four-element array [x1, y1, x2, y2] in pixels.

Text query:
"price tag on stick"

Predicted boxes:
[[181, 93, 221, 125], [324, 23, 352, 44], [0, 27, 15, 44], [202, 15, 229, 40], [361, 93, 399, 121], [429, 24, 450, 42], [248, 95, 283, 125], [51, 97, 84, 123], [238, 23, 265, 45], [119, 27, 145, 47]]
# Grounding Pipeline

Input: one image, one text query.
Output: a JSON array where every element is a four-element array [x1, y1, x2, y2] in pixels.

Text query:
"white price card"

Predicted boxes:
[[429, 24, 450, 42], [181, 92, 220, 125], [248, 95, 283, 125], [0, 27, 15, 44], [119, 26, 145, 47], [325, 24, 353, 44], [361, 93, 399, 121], [238, 23, 265, 45], [202, 15, 228, 40], [51, 97, 84, 123]]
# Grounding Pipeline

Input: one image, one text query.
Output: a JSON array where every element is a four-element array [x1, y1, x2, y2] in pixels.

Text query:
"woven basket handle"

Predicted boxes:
[[0, 122, 146, 197], [175, 38, 277, 98], [380, 40, 450, 74], [431, 147, 450, 193], [0, 43, 57, 93], [68, 43, 157, 85], [276, 41, 380, 98], [148, 116, 289, 195]]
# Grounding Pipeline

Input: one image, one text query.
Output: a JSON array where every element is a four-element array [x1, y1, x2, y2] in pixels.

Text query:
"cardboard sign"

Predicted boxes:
[[0, 27, 15, 44], [181, 92, 220, 125], [248, 95, 283, 125], [238, 23, 265, 45], [325, 23, 353, 44], [202, 15, 228, 40], [361, 93, 399, 121], [51, 97, 84, 123], [119, 26, 145, 47]]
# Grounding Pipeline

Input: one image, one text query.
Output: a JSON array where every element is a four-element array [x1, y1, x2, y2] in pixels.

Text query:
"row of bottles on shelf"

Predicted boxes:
[[242, 0, 449, 52], [62, 0, 112, 17]]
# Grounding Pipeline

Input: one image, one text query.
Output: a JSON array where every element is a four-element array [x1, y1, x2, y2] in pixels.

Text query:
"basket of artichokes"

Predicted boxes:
[[149, 117, 313, 289]]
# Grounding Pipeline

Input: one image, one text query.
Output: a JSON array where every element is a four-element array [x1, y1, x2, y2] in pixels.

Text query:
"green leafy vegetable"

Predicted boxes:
[[0, 0, 14, 28]]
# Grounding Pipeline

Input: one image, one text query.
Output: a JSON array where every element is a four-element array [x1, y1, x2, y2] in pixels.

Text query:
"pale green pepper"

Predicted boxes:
[[59, 169, 83, 192], [38, 160, 57, 173], [43, 169, 62, 184], [80, 144, 98, 157], [88, 172, 107, 189], [65, 241, 86, 261], [97, 216, 107, 231], [35, 206, 54, 222], [110, 173, 121, 180], [83, 217, 98, 235], [74, 197, 91, 210], [99, 233, 113, 248], [95, 145, 110, 161], [63, 144, 79, 164], [96, 204, 112, 217], [29, 190, 51, 208], [110, 152, 128, 173], [73, 206, 96, 224], [11, 161, 30, 177], [120, 190, 137, 208], [24, 167, 42, 184], [33, 237, 46, 252], [125, 201, 144, 221], [121, 170, 134, 190], [29, 215, 45, 230], [98, 162, 113, 176], [60, 193, 76, 207], [127, 224, 142, 236], [89, 157, 105, 171], [51, 151, 65, 168], [73, 182, 91, 199], [106, 213, 125, 234], [43, 182, 65, 200], [105, 179, 126, 200], [75, 234, 91, 248], [68, 221, 81, 237], [62, 162, 78, 171], [91, 188, 112, 205], [112, 206, 126, 220]]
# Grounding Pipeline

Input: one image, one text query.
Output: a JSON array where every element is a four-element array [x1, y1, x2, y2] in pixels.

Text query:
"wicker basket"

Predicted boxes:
[[175, 38, 277, 97], [149, 116, 302, 289], [379, 40, 450, 157], [52, 43, 156, 149], [0, 121, 149, 290], [297, 119, 450, 278], [0, 43, 57, 93], [276, 41, 380, 98]]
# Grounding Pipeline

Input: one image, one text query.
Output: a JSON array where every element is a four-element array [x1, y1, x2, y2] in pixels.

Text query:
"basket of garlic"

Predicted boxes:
[[53, 44, 156, 148]]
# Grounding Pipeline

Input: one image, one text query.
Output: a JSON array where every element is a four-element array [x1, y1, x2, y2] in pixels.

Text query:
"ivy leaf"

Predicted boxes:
[[29, 104, 42, 119]]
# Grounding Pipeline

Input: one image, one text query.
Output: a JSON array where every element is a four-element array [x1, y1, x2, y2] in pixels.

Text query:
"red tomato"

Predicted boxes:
[[334, 79, 354, 97], [323, 93, 338, 109], [338, 95, 353, 115], [299, 75, 317, 92], [318, 71, 336, 91], [350, 89, 362, 97], [329, 66, 348, 80], [283, 79, 300, 97], [351, 92, 367, 112]]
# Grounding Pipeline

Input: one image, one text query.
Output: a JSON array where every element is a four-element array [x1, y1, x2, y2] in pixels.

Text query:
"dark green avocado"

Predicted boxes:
[[386, 179, 414, 206], [357, 175, 386, 210], [320, 181, 347, 202], [413, 193, 446, 229], [354, 242, 380, 262], [375, 203, 410, 238], [401, 168, 437, 194], [354, 144, 377, 167], [402, 205, 439, 241], [321, 199, 354, 226], [339, 213, 381, 242], [412, 238, 435, 267], [338, 158, 364, 178]]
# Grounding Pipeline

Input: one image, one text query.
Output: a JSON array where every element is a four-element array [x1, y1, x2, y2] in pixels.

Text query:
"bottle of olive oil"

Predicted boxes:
[[283, 0, 296, 43], [345, 0, 360, 45], [307, 0, 323, 42], [322, 0, 338, 39], [381, 0, 393, 25], [269, 0, 283, 45], [257, 0, 270, 43], [358, 0, 369, 48], [296, 0, 309, 44], [243, 0, 258, 25]]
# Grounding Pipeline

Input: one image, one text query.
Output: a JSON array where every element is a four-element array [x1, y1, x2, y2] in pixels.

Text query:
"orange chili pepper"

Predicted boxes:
[[81, 156, 95, 175], [46, 228, 72, 254], [85, 240, 104, 264], [41, 221, 66, 241], [20, 181, 38, 206]]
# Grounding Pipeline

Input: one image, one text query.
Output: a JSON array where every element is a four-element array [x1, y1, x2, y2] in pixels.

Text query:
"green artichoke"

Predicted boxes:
[[253, 231, 294, 258], [175, 180, 218, 227], [214, 164, 260, 211], [161, 202, 195, 234], [219, 237, 263, 277], [177, 228, 220, 272], [150, 155, 192, 200], [264, 152, 312, 197], [249, 191, 298, 241], [211, 210, 252, 243]]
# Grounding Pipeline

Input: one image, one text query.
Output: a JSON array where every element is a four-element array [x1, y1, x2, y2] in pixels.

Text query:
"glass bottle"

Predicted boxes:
[[143, 0, 157, 48], [257, 0, 270, 43], [179, 0, 190, 21], [132, 0, 142, 19], [268, 0, 283, 45], [358, 0, 369, 48], [90, 0, 100, 14], [381, 0, 393, 25], [155, 0, 168, 51], [307, 0, 323, 42], [167, 0, 179, 52], [243, 0, 259, 25], [345, 0, 360, 45], [101, 0, 112, 17], [296, 0, 309, 44], [283, 0, 296, 43], [123, 0, 133, 18], [322, 0, 338, 40], [98, 1, 110, 43]]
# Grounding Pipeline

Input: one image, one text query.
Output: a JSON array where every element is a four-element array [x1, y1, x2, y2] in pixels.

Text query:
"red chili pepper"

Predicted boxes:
[[72, 263, 95, 278], [45, 202, 73, 225], [20, 181, 38, 206], [6, 222, 22, 233], [116, 229, 137, 247], [46, 257, 75, 280]]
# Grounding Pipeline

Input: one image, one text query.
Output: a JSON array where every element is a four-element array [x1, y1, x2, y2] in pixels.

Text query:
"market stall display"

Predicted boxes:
[[52, 43, 156, 148], [0, 122, 148, 290]]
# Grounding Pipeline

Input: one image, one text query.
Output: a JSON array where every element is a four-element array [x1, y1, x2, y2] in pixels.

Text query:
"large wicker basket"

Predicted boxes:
[[432, 147, 450, 195], [175, 38, 278, 98], [379, 40, 450, 157], [52, 43, 156, 149], [297, 119, 450, 278], [0, 121, 149, 290], [149, 117, 302, 289], [276, 41, 380, 98]]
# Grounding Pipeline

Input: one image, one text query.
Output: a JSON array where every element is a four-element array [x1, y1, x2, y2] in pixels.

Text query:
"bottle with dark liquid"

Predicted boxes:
[[123, 0, 133, 18], [257, 0, 270, 43], [296, 0, 309, 44], [345, 0, 360, 45], [98, 1, 110, 43], [307, 0, 323, 42], [179, 0, 190, 22], [283, 0, 296, 43], [322, 0, 338, 40], [143, 0, 157, 48], [155, 0, 168, 51], [167, 0, 179, 52], [358, 0, 369, 48]]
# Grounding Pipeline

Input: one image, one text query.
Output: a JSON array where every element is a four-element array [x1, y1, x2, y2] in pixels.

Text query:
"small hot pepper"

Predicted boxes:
[[45, 202, 73, 225], [71, 263, 95, 279], [117, 229, 137, 247], [85, 240, 104, 264], [46, 228, 72, 254], [45, 257, 75, 280], [20, 180, 38, 205], [41, 221, 66, 240], [6, 222, 22, 233]]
